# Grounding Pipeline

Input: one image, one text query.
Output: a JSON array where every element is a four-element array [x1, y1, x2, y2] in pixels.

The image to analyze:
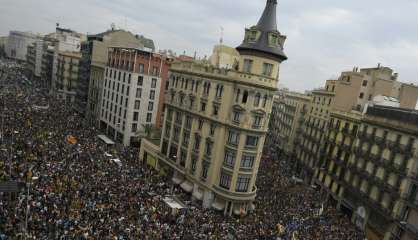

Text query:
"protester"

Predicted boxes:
[[0, 63, 364, 239]]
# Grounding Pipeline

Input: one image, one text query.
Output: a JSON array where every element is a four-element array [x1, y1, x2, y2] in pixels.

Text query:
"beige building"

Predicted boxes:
[[314, 106, 418, 240], [295, 81, 336, 182], [210, 44, 240, 69], [84, 29, 154, 124], [140, 0, 287, 215], [399, 83, 418, 110], [269, 91, 311, 166], [55, 51, 81, 102]]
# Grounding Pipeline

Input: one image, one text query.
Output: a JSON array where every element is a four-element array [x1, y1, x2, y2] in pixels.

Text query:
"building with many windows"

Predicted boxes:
[[140, 0, 287, 215], [5, 31, 39, 61], [314, 106, 418, 240], [294, 81, 336, 182], [79, 28, 154, 118], [55, 51, 81, 102], [269, 90, 311, 165], [99, 47, 170, 146]]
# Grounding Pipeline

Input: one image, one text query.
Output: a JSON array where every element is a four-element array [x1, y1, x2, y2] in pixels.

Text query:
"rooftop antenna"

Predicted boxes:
[[220, 26, 224, 45]]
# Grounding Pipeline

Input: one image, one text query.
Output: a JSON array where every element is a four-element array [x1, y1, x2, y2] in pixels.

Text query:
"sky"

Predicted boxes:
[[1, 0, 418, 92]]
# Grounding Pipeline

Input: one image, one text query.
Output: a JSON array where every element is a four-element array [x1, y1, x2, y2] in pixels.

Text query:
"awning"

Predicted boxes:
[[163, 196, 186, 210], [192, 190, 203, 200], [180, 181, 193, 193], [212, 200, 225, 211], [98, 135, 115, 145], [172, 175, 183, 185]]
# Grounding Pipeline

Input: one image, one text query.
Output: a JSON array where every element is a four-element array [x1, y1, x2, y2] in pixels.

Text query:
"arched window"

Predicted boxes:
[[242, 90, 248, 103], [254, 93, 261, 107]]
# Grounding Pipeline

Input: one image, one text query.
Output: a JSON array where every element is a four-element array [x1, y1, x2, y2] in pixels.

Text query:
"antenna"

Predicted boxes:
[[220, 26, 224, 44]]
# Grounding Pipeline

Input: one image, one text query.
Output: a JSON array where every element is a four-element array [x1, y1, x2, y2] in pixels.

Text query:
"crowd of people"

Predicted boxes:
[[0, 63, 364, 239]]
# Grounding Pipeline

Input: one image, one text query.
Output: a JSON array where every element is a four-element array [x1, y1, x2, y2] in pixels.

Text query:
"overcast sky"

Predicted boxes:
[[1, 0, 417, 91]]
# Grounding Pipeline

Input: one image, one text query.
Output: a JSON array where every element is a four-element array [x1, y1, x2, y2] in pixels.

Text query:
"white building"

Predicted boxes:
[[6, 31, 38, 61], [99, 47, 170, 146]]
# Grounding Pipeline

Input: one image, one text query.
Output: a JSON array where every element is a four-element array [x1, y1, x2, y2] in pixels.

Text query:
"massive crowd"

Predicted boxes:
[[0, 63, 364, 239]]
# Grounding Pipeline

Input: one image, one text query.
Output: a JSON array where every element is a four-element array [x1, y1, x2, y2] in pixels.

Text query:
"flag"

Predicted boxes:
[[66, 135, 77, 145]]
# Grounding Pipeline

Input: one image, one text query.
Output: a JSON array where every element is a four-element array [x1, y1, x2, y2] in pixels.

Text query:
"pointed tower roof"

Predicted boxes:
[[236, 0, 287, 62]]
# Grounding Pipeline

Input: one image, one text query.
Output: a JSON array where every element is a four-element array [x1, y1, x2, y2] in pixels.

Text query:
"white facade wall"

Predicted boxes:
[[34, 39, 44, 77], [100, 67, 162, 146], [6, 31, 38, 61]]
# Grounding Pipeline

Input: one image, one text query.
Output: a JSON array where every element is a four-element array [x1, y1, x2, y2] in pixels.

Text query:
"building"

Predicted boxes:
[[294, 81, 336, 182], [269, 91, 311, 166], [55, 51, 81, 102], [210, 44, 240, 69], [314, 106, 418, 240], [0, 36, 7, 57], [140, 0, 287, 215], [26, 37, 56, 83], [5, 31, 38, 61], [332, 65, 408, 112], [83, 29, 155, 123], [399, 84, 418, 110], [99, 47, 170, 146]]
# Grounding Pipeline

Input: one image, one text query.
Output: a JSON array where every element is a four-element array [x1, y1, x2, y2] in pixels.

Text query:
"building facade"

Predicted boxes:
[[140, 0, 287, 215], [314, 106, 418, 240], [294, 81, 336, 182], [5, 31, 38, 61], [84, 29, 155, 123], [99, 47, 170, 146], [55, 51, 81, 102], [269, 91, 311, 166]]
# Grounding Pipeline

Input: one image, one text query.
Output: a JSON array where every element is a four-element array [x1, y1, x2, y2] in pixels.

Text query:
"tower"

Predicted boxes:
[[139, 0, 287, 215]]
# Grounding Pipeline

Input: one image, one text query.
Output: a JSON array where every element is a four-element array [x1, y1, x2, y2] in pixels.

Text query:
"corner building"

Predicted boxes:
[[140, 0, 287, 214]]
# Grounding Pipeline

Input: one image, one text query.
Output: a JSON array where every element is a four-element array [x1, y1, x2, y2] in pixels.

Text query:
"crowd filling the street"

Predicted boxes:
[[0, 62, 364, 239]]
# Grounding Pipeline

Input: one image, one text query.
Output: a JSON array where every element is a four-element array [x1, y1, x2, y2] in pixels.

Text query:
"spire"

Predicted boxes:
[[236, 0, 287, 62], [257, 0, 278, 31]]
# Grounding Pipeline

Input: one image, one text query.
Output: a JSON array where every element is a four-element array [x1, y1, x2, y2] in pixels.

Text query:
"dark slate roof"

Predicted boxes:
[[236, 0, 287, 61], [88, 30, 155, 51]]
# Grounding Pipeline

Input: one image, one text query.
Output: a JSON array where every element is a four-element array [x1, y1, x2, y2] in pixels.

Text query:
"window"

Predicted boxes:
[[224, 151, 235, 168], [362, 80, 368, 87], [151, 78, 157, 88], [262, 94, 268, 107], [235, 89, 241, 102], [236, 175, 251, 192], [254, 93, 261, 107], [137, 76, 143, 86], [136, 88, 142, 98], [200, 102, 206, 112], [241, 155, 255, 168], [185, 116, 192, 129], [253, 116, 262, 128], [132, 123, 137, 133], [198, 119, 204, 130], [242, 90, 248, 103], [215, 84, 223, 98], [203, 82, 211, 95], [243, 59, 253, 73], [148, 102, 154, 111], [210, 124, 216, 136], [133, 112, 139, 121], [146, 113, 152, 122], [212, 104, 219, 116], [191, 156, 198, 173], [219, 171, 232, 189], [138, 64, 144, 73], [194, 134, 201, 150], [262, 63, 273, 76], [183, 131, 190, 146], [201, 162, 209, 180], [359, 92, 364, 99], [205, 140, 213, 156], [233, 111, 241, 123], [245, 136, 259, 147], [176, 112, 182, 122], [228, 131, 240, 145], [134, 100, 140, 110], [368, 94, 373, 101], [152, 67, 158, 76], [165, 124, 171, 137], [149, 90, 155, 100]]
